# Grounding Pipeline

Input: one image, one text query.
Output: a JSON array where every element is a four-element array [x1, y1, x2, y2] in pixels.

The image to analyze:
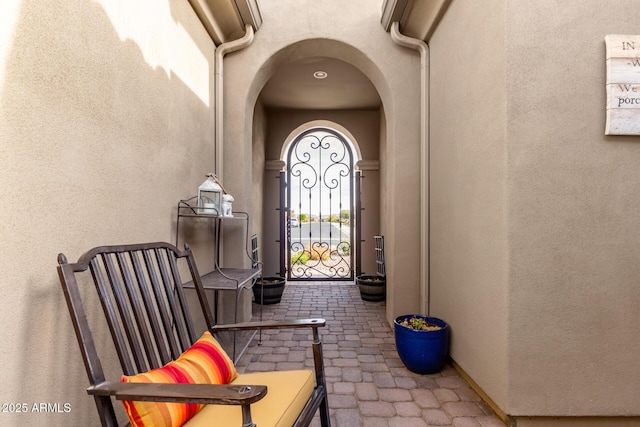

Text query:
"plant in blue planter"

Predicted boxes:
[[394, 315, 450, 374]]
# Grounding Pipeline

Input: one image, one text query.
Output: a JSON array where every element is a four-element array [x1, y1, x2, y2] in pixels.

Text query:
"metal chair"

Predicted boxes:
[[57, 242, 330, 427]]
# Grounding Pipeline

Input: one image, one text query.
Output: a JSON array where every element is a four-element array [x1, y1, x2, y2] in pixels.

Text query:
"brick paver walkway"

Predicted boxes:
[[235, 282, 505, 427]]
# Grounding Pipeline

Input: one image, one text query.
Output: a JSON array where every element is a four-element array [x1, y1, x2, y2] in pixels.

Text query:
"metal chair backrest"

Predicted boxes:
[[374, 235, 386, 277], [57, 242, 215, 426]]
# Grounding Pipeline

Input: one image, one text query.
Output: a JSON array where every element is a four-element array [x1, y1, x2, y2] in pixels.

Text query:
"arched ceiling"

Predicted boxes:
[[188, 0, 450, 110], [258, 56, 381, 110]]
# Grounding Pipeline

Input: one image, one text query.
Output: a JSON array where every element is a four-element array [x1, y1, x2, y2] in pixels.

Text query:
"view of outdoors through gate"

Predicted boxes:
[[286, 128, 356, 280]]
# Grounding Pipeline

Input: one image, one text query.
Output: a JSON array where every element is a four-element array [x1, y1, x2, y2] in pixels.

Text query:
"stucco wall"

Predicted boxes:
[[506, 0, 640, 418], [251, 100, 266, 253], [222, 0, 423, 324], [0, 1, 217, 425], [431, 0, 640, 420], [429, 0, 509, 411]]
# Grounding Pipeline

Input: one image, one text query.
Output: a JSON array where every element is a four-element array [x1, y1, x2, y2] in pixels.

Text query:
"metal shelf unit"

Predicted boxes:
[[176, 197, 262, 362]]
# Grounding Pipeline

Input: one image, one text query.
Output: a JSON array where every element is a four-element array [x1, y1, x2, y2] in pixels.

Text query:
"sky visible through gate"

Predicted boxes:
[[287, 129, 355, 218]]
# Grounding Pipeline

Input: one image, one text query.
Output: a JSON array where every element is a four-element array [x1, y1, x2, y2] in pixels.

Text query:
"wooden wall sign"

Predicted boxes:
[[605, 34, 640, 135]]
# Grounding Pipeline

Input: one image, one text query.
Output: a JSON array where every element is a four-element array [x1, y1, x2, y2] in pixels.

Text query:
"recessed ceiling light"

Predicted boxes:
[[313, 70, 328, 79]]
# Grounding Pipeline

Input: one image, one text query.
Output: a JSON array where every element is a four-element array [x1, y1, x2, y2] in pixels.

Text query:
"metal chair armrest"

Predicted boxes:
[[88, 381, 267, 406], [211, 318, 326, 333]]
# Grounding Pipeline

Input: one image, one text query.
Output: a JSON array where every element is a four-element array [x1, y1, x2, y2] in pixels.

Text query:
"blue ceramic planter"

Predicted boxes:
[[394, 315, 450, 375]]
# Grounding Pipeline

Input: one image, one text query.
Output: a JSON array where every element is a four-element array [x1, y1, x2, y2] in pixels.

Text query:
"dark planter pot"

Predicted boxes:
[[355, 275, 386, 302], [252, 276, 286, 305], [394, 315, 450, 375]]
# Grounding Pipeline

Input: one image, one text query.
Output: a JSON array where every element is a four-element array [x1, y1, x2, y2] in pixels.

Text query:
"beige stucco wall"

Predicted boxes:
[[0, 1, 218, 425], [221, 0, 423, 324], [506, 0, 640, 419], [429, 0, 509, 412], [379, 107, 388, 237], [251, 100, 266, 255], [431, 0, 640, 421]]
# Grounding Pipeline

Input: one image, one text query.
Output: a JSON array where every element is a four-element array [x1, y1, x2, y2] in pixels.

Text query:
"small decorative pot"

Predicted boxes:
[[252, 276, 286, 305], [394, 315, 449, 374], [355, 275, 386, 302]]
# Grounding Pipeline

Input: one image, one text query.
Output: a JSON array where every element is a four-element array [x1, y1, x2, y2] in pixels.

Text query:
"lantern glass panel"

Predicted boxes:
[[199, 189, 221, 214]]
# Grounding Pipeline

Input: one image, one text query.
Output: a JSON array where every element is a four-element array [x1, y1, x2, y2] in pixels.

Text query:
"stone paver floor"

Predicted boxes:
[[235, 282, 505, 427]]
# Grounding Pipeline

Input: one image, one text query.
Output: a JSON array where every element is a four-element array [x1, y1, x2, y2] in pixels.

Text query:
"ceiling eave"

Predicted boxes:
[[380, 0, 451, 42], [189, 0, 262, 45], [380, 0, 411, 32]]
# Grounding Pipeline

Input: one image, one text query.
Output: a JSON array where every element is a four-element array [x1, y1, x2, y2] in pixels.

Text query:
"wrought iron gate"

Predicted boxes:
[[282, 128, 355, 280]]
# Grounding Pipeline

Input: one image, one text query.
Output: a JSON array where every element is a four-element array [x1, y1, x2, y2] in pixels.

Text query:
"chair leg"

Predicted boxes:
[[311, 327, 331, 427], [241, 404, 256, 427], [319, 395, 331, 427]]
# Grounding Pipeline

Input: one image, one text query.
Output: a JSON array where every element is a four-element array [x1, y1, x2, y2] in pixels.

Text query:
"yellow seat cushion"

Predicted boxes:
[[183, 370, 315, 427]]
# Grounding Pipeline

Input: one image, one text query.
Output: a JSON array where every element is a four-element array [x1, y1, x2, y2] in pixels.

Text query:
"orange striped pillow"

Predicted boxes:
[[120, 331, 237, 427]]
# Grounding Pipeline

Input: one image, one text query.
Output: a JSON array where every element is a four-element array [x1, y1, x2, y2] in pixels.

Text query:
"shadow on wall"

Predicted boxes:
[[18, 279, 96, 423], [1, 0, 212, 424]]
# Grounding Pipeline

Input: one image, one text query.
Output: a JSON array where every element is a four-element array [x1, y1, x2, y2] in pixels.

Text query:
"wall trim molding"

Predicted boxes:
[[265, 160, 285, 171], [355, 160, 380, 171], [449, 358, 511, 426]]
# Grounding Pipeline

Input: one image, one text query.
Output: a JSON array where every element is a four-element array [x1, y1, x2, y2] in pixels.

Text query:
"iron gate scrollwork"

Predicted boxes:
[[286, 128, 354, 280]]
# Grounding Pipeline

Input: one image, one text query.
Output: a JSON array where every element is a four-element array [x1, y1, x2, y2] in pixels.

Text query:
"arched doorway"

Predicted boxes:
[[281, 127, 360, 280], [241, 39, 396, 296]]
